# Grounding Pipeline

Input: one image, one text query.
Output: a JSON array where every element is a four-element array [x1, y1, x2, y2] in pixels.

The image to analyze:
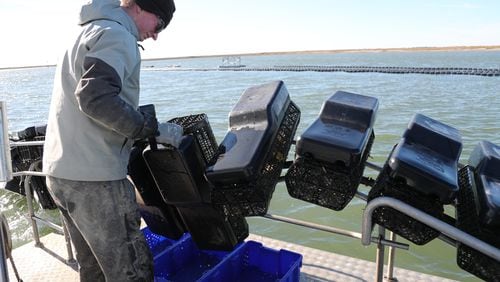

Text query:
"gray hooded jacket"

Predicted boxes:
[[43, 0, 156, 181]]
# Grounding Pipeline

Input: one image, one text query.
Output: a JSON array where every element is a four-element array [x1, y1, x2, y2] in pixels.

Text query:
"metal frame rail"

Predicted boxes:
[[362, 197, 500, 261], [261, 159, 407, 282], [0, 220, 8, 282], [263, 161, 500, 282], [263, 196, 404, 281], [262, 211, 405, 282], [4, 142, 500, 281], [9, 141, 75, 265]]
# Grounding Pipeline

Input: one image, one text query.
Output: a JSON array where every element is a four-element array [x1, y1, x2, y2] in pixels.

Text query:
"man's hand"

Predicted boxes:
[[156, 122, 183, 147]]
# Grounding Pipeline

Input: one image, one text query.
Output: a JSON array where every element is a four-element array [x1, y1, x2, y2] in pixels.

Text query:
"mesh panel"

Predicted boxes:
[[227, 213, 249, 242], [142, 228, 177, 256], [10, 136, 56, 210], [169, 114, 218, 165], [11, 136, 44, 172], [286, 132, 374, 211], [456, 166, 500, 281], [367, 163, 444, 245]]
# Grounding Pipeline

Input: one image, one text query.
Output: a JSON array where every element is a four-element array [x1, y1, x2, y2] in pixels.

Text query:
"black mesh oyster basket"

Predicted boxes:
[[176, 203, 249, 250], [168, 113, 218, 165], [7, 126, 56, 210], [156, 113, 250, 248], [456, 166, 500, 281], [286, 132, 374, 211], [367, 163, 444, 245], [12, 140, 44, 167], [211, 102, 301, 217]]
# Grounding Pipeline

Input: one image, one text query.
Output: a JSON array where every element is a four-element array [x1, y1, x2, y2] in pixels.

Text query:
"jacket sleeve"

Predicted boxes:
[[74, 29, 157, 139]]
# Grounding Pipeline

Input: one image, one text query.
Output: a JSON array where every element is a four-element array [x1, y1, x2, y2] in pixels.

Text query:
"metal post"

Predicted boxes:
[[366, 161, 383, 171], [375, 225, 385, 282], [386, 232, 397, 281], [0, 101, 13, 184], [24, 172, 42, 247], [61, 214, 76, 264], [0, 221, 9, 282], [14, 162, 76, 262]]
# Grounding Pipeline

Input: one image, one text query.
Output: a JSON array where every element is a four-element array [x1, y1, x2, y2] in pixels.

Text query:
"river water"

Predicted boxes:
[[1, 50, 499, 281]]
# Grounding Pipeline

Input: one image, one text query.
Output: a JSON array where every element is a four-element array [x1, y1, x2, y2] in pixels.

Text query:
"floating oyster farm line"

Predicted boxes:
[[151, 64, 500, 76]]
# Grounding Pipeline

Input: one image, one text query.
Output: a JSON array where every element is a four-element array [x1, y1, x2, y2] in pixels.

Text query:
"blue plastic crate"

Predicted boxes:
[[142, 227, 186, 257], [152, 231, 231, 281], [200, 241, 302, 282], [144, 227, 229, 281], [145, 227, 302, 282]]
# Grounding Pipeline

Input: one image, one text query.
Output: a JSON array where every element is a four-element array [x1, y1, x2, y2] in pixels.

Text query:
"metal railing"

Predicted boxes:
[[3, 143, 500, 282], [264, 161, 500, 282], [362, 196, 500, 262], [262, 211, 405, 282], [0, 217, 9, 282], [9, 141, 75, 264]]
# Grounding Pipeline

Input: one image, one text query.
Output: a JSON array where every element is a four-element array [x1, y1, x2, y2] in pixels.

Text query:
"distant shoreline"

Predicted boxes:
[[0, 64, 56, 71], [151, 45, 500, 61], [2, 45, 499, 70]]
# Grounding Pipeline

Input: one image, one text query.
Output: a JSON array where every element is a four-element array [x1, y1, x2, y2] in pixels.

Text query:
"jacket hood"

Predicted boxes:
[[79, 0, 139, 40]]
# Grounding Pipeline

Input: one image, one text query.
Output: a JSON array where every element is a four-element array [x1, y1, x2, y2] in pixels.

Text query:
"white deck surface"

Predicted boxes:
[[7, 232, 456, 282]]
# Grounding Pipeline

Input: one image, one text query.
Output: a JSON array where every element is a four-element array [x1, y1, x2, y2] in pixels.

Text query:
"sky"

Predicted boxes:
[[1, 0, 499, 68]]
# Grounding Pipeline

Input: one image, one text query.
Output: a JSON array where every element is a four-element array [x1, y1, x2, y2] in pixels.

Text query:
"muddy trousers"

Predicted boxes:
[[46, 176, 153, 282]]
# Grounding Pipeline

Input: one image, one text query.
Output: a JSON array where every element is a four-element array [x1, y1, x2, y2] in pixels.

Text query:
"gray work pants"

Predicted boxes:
[[46, 176, 153, 282]]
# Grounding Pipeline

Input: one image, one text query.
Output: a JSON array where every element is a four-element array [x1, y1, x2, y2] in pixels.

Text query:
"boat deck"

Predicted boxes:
[[6, 232, 456, 282]]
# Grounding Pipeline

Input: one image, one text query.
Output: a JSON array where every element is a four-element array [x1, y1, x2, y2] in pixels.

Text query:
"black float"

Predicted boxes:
[[285, 91, 378, 210], [368, 113, 462, 245], [206, 80, 300, 216], [456, 141, 500, 281]]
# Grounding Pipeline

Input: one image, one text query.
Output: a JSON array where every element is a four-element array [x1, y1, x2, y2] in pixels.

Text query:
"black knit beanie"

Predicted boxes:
[[135, 0, 176, 26]]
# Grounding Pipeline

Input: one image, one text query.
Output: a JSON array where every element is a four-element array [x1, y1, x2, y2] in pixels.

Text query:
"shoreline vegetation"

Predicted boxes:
[[2, 45, 500, 71]]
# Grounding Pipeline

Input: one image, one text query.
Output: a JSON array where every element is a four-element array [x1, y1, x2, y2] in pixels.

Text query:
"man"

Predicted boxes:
[[43, 0, 179, 281]]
